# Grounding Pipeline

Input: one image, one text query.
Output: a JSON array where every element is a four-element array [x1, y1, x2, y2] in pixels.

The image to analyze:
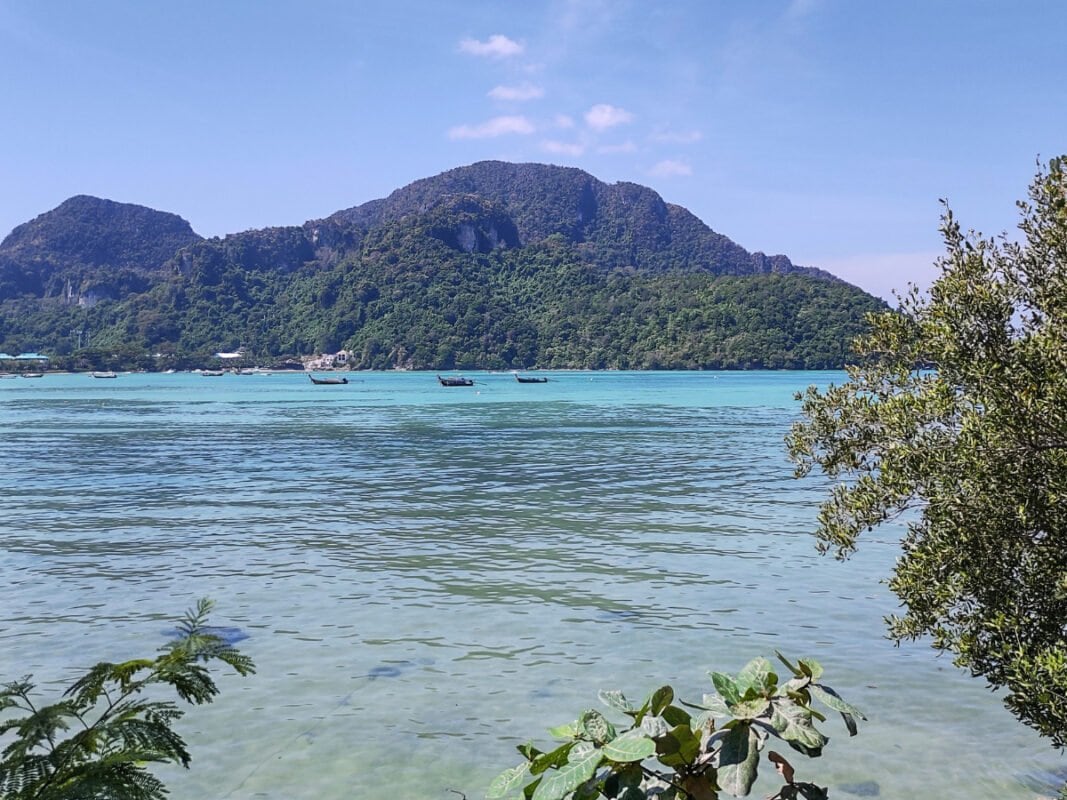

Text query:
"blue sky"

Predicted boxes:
[[1, 0, 1064, 301]]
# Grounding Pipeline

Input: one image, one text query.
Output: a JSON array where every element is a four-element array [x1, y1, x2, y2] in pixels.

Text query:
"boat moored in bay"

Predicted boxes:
[[437, 375, 474, 387]]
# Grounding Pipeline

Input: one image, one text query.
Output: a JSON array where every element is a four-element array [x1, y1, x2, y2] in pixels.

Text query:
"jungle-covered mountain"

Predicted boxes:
[[0, 161, 885, 370]]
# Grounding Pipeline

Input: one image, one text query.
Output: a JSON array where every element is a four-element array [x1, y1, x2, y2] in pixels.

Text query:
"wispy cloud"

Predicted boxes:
[[648, 159, 693, 177], [584, 103, 633, 131], [488, 83, 545, 102], [553, 114, 576, 129], [459, 34, 524, 59], [541, 139, 585, 157], [649, 128, 703, 144], [448, 115, 535, 139]]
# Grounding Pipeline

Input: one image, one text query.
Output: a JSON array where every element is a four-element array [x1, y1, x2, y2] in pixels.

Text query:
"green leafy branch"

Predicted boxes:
[[487, 652, 863, 800], [0, 599, 255, 800]]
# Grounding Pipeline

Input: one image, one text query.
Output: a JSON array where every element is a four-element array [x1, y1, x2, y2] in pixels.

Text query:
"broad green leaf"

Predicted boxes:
[[661, 704, 692, 728], [640, 714, 670, 738], [737, 658, 776, 695], [808, 684, 866, 721], [778, 677, 811, 696], [769, 702, 827, 757], [570, 741, 596, 759], [709, 672, 741, 706], [730, 697, 770, 720], [717, 722, 761, 796], [700, 693, 732, 717], [598, 689, 634, 714], [530, 742, 575, 776], [653, 724, 701, 769], [531, 748, 602, 800], [547, 722, 579, 739], [487, 763, 530, 800], [601, 730, 657, 763], [797, 659, 824, 681], [580, 709, 615, 744], [649, 685, 674, 716]]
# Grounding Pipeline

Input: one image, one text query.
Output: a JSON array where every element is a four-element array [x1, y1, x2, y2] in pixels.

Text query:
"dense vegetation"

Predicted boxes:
[[489, 653, 862, 800], [788, 157, 1067, 746], [0, 163, 884, 370]]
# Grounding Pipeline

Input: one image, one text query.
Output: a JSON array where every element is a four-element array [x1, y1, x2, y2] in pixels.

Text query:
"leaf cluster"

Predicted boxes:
[[786, 156, 1067, 745], [0, 599, 254, 800], [487, 653, 863, 800]]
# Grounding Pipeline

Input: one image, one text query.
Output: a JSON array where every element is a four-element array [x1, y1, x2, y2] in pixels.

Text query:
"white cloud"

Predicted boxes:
[[459, 34, 524, 59], [598, 140, 637, 155], [648, 159, 693, 177], [448, 115, 535, 139], [649, 128, 703, 144], [553, 114, 575, 129], [488, 83, 544, 102], [541, 139, 585, 157], [584, 103, 633, 131]]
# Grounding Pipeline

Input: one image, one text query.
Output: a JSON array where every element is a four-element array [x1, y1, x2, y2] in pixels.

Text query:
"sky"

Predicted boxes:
[[1, 0, 1065, 302]]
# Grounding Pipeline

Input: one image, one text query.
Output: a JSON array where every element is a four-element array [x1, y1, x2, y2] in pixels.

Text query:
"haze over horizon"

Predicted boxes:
[[2, 0, 1065, 303]]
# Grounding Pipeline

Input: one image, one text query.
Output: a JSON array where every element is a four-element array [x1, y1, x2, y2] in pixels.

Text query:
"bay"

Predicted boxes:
[[0, 370, 1060, 798]]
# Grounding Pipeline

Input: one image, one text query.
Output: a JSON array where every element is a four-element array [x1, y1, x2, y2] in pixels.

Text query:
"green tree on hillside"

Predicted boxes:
[[786, 157, 1067, 744]]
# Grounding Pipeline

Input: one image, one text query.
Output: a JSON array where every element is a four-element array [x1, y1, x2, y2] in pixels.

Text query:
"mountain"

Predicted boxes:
[[0, 195, 202, 302], [316, 161, 830, 277], [0, 162, 885, 370]]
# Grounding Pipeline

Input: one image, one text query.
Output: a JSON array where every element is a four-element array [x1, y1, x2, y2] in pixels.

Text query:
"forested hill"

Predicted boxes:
[[0, 195, 201, 300], [0, 162, 886, 370], [316, 161, 833, 278]]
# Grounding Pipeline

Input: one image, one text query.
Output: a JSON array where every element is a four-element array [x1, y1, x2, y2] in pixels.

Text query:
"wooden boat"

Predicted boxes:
[[437, 375, 474, 387], [309, 374, 349, 385], [90, 371, 118, 378], [515, 374, 548, 383]]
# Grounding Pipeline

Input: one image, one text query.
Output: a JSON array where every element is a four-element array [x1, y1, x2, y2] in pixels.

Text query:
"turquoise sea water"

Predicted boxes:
[[0, 370, 1061, 799]]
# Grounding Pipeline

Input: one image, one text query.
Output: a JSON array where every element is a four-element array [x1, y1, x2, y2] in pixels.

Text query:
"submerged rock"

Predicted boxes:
[[837, 781, 880, 797]]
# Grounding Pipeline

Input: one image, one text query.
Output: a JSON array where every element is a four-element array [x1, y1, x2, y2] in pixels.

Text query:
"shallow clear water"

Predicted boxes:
[[1, 371, 1061, 799]]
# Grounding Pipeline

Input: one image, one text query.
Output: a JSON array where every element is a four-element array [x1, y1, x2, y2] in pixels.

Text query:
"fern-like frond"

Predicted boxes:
[[0, 598, 253, 800]]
